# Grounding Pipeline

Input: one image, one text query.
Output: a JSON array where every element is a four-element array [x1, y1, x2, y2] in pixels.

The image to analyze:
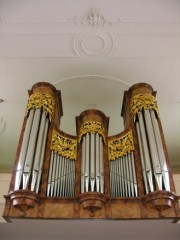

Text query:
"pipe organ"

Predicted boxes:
[[3, 82, 180, 222]]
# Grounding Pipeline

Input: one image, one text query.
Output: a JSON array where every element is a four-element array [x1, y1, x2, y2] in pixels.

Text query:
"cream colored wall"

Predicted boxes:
[[173, 174, 180, 195], [0, 173, 180, 222], [0, 173, 11, 222]]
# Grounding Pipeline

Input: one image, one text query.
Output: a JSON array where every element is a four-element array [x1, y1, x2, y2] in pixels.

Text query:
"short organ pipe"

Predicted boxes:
[[47, 154, 76, 198], [109, 151, 138, 198]]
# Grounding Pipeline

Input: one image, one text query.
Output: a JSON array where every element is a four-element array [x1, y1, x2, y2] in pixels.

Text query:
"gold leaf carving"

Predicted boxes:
[[25, 93, 55, 123], [51, 130, 77, 160], [130, 94, 159, 121], [108, 130, 134, 160], [79, 121, 106, 143]]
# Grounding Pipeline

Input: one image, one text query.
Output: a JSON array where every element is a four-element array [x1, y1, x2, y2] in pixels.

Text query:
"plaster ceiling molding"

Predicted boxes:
[[70, 8, 121, 26], [73, 33, 115, 57]]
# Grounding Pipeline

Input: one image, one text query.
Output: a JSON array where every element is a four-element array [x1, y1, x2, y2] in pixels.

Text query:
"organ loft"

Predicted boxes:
[[3, 82, 180, 221]]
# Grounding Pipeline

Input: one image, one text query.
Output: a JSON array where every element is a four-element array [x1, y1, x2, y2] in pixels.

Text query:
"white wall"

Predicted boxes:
[[0, 173, 11, 222]]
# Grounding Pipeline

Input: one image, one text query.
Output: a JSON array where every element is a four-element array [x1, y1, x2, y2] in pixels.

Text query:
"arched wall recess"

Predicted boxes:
[[3, 81, 180, 222], [53, 75, 130, 136]]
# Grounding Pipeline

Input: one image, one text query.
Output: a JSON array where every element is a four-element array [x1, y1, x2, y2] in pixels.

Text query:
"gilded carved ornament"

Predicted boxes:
[[51, 130, 77, 160], [25, 92, 55, 123], [79, 121, 106, 143], [130, 94, 159, 121], [108, 130, 134, 160]]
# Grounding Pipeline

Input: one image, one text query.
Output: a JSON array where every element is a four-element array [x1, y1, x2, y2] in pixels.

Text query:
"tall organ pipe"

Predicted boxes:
[[136, 121, 149, 194], [85, 133, 90, 192], [81, 136, 86, 193], [90, 133, 95, 192], [36, 118, 49, 193], [144, 110, 162, 190], [31, 111, 47, 191], [135, 106, 171, 193], [23, 108, 41, 189], [14, 108, 35, 190], [138, 112, 154, 192], [150, 110, 170, 191], [99, 135, 104, 193], [95, 133, 100, 192]]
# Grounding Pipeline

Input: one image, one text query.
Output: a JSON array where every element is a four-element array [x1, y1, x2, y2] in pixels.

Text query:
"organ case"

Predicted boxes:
[[3, 82, 180, 221]]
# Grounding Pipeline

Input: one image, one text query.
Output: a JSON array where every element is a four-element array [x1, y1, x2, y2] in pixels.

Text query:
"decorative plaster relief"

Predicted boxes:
[[73, 32, 115, 57], [70, 8, 121, 26]]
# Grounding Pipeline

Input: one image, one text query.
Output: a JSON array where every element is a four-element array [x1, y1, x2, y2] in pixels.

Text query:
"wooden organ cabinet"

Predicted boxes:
[[3, 82, 180, 222]]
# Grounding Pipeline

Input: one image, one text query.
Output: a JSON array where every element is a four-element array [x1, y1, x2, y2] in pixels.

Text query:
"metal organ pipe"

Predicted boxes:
[[47, 154, 76, 198], [31, 111, 47, 192], [47, 151, 54, 196], [150, 110, 170, 191], [144, 110, 162, 190], [127, 153, 134, 197], [23, 108, 41, 190], [14, 108, 35, 190], [85, 133, 90, 192], [36, 118, 49, 193], [138, 112, 154, 192], [120, 157, 124, 197], [81, 136, 86, 193], [108, 130, 138, 198], [118, 157, 123, 197], [136, 121, 149, 194], [134, 106, 170, 193], [47, 130, 77, 198], [90, 133, 95, 192], [115, 160, 119, 197], [80, 132, 104, 193], [95, 133, 100, 192], [109, 151, 138, 198], [99, 135, 104, 193]]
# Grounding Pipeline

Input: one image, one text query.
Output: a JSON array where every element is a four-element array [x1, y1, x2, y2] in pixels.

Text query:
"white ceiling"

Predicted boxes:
[[0, 1, 180, 239], [0, 0, 180, 172]]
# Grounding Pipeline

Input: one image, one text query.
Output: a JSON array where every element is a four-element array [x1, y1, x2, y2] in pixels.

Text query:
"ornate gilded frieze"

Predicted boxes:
[[108, 130, 134, 160], [51, 130, 77, 160], [79, 121, 106, 143], [130, 94, 159, 121], [25, 93, 55, 123]]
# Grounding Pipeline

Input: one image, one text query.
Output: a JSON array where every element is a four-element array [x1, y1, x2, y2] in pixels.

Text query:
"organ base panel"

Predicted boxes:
[[3, 193, 179, 221], [3, 82, 180, 222]]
